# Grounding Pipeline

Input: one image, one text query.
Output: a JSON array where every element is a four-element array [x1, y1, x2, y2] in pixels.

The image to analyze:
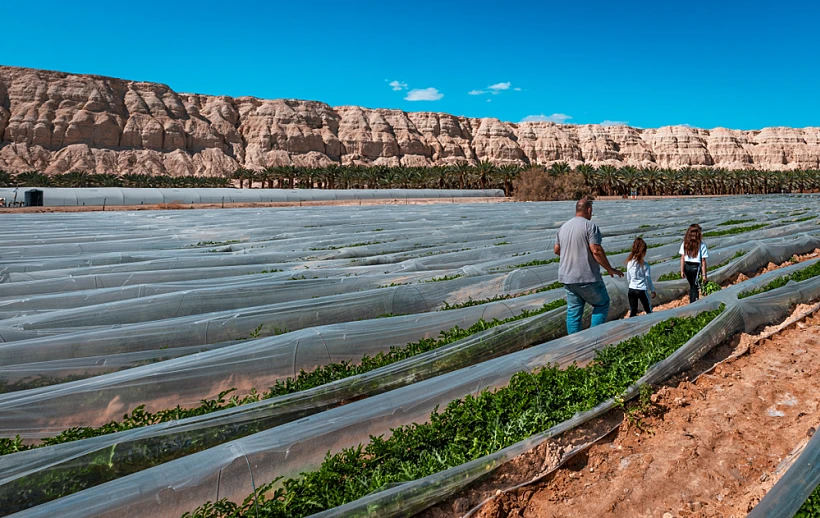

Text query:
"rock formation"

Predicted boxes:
[[1, 65, 819, 176]]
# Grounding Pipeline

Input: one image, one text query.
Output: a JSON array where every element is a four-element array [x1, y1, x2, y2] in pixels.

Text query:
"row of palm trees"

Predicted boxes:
[[0, 171, 232, 189], [2, 163, 819, 196]]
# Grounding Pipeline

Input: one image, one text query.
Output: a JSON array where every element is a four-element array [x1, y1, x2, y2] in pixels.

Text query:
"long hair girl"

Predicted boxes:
[[625, 237, 648, 266], [683, 224, 703, 259]]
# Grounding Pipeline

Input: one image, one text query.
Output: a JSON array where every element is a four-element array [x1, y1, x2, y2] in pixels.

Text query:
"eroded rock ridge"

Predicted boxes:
[[2, 66, 819, 176]]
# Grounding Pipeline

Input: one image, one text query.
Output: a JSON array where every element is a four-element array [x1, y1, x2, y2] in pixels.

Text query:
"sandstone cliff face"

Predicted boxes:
[[1, 65, 819, 176]]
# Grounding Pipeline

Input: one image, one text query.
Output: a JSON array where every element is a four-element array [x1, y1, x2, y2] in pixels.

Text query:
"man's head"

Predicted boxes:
[[575, 197, 593, 220]]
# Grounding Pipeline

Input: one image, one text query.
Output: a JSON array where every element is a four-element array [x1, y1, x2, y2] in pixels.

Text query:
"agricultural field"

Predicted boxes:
[[0, 194, 819, 518]]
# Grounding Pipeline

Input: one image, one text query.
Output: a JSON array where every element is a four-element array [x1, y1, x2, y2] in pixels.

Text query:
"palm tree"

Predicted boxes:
[[640, 166, 661, 196], [548, 161, 571, 177], [597, 165, 618, 196], [92, 173, 123, 187], [475, 160, 496, 189], [619, 166, 639, 196], [15, 171, 51, 187], [575, 164, 597, 192], [496, 164, 521, 196], [232, 168, 247, 189]]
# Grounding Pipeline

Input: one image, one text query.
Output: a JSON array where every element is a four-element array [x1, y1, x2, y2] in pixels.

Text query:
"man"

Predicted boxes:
[[554, 197, 623, 334]]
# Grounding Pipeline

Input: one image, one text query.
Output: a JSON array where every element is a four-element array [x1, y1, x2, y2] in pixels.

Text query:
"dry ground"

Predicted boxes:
[[421, 250, 820, 518]]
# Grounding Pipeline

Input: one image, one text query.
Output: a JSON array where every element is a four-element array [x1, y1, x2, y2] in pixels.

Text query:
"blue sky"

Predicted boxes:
[[2, 0, 818, 129]]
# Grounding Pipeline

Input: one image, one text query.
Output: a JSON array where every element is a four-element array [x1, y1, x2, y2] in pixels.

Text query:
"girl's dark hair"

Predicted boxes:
[[684, 224, 703, 258], [626, 237, 648, 266]]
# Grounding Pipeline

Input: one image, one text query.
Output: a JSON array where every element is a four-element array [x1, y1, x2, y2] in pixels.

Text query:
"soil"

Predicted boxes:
[[465, 305, 820, 518], [420, 250, 820, 518]]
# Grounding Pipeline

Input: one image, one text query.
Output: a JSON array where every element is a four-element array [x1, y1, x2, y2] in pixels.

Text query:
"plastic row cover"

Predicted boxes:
[[0, 303, 574, 510], [1, 232, 818, 435], [747, 426, 820, 518], [317, 262, 820, 518], [8, 265, 820, 518], [0, 288, 567, 435]]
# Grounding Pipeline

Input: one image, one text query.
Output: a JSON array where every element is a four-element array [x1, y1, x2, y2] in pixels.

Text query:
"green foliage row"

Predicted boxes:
[[511, 257, 560, 268], [424, 274, 464, 282], [0, 300, 569, 513], [440, 288, 564, 310], [702, 223, 769, 237], [309, 241, 382, 251], [717, 218, 755, 226], [738, 260, 820, 299], [0, 170, 232, 189], [0, 301, 566, 457], [181, 308, 723, 518], [4, 164, 820, 198]]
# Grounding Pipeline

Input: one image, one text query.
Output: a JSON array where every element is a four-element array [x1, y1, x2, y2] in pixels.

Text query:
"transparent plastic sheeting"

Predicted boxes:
[[9, 266, 820, 518], [0, 230, 817, 414], [0, 231, 814, 438], [0, 304, 572, 508], [747, 425, 820, 518], [0, 221, 816, 330], [0, 188, 505, 207]]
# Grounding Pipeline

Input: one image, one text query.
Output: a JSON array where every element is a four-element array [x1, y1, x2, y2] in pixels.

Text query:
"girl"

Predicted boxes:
[[626, 237, 657, 317], [679, 224, 709, 303]]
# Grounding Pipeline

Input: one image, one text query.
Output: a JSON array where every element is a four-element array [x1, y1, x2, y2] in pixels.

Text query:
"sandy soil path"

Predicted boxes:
[[421, 250, 820, 518]]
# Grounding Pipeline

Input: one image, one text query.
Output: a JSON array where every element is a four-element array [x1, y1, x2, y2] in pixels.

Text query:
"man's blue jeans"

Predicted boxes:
[[564, 281, 610, 335]]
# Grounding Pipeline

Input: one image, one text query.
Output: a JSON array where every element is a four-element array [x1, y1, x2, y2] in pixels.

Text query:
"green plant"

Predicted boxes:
[[717, 218, 754, 226], [424, 274, 464, 283], [703, 223, 768, 237], [739, 261, 820, 298], [796, 484, 820, 517], [792, 215, 818, 222], [614, 383, 657, 434], [510, 257, 560, 268], [186, 240, 240, 248], [181, 308, 723, 518], [700, 281, 722, 296]]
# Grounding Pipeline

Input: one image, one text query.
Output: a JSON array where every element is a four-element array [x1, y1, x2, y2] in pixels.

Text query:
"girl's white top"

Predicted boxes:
[[626, 259, 655, 292], [679, 242, 709, 263]]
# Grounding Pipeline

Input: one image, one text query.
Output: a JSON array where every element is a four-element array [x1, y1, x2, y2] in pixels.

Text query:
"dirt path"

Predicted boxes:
[[420, 250, 820, 518], [470, 304, 819, 518]]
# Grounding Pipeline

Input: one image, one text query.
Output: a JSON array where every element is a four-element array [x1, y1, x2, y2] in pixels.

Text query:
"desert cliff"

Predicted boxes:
[[1, 66, 819, 176]]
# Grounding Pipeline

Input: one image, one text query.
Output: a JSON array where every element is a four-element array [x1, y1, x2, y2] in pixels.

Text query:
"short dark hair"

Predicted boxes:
[[575, 197, 593, 213]]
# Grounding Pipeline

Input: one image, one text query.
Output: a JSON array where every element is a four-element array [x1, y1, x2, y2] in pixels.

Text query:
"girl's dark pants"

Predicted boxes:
[[628, 288, 652, 316], [683, 261, 701, 303]]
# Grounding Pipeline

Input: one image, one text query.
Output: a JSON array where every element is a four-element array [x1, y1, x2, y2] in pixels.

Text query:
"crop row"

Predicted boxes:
[[0, 301, 568, 514], [181, 308, 723, 518], [738, 260, 820, 298]]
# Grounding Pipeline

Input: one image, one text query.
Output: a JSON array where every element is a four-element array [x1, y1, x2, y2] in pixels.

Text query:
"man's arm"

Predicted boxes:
[[553, 243, 560, 256], [590, 244, 623, 277]]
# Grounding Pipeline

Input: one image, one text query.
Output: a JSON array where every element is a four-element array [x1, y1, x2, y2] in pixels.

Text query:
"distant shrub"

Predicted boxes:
[[513, 167, 591, 201]]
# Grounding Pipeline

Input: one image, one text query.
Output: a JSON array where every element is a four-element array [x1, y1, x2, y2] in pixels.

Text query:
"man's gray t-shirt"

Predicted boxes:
[[555, 216, 603, 284]]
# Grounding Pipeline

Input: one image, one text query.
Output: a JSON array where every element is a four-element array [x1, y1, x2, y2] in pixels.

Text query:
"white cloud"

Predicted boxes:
[[405, 88, 444, 101], [389, 80, 408, 91], [489, 82, 511, 92], [520, 113, 572, 124], [486, 99, 491, 102], [468, 89, 487, 95], [600, 120, 629, 126], [513, 87, 522, 91]]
